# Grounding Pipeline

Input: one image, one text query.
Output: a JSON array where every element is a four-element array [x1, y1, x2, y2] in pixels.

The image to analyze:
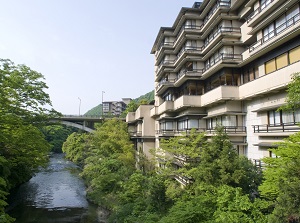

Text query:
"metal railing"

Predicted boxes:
[[206, 126, 247, 133], [249, 13, 300, 52], [175, 68, 204, 82], [204, 53, 242, 70], [176, 46, 202, 61], [156, 126, 246, 135], [202, 0, 231, 29], [247, 0, 274, 23], [155, 79, 176, 91], [203, 27, 241, 50], [253, 122, 300, 133]]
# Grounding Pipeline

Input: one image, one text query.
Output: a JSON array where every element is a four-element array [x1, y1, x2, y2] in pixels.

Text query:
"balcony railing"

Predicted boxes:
[[129, 131, 142, 136], [157, 127, 246, 135], [175, 68, 204, 82], [159, 41, 174, 48], [204, 53, 242, 71], [201, 0, 231, 30], [249, 13, 300, 52], [246, 0, 274, 23], [175, 46, 202, 61], [156, 128, 206, 135], [253, 122, 300, 133], [155, 79, 175, 91], [206, 126, 247, 134], [203, 27, 241, 50], [173, 174, 194, 186]]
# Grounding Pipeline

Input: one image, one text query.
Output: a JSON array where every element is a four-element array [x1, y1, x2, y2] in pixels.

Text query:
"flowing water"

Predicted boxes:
[[7, 153, 108, 223]]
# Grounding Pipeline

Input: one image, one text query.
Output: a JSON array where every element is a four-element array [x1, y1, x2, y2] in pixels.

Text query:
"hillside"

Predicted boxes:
[[84, 90, 154, 116]]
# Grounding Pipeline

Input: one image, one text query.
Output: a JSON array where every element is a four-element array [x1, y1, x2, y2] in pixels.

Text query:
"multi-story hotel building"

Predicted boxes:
[[127, 0, 300, 167], [103, 98, 131, 117]]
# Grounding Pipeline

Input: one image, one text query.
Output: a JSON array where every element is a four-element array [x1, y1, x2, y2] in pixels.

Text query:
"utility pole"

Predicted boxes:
[[102, 91, 105, 118], [78, 97, 81, 116]]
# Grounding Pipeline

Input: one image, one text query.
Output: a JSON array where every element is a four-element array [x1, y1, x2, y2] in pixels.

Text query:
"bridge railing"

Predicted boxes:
[[62, 114, 103, 118]]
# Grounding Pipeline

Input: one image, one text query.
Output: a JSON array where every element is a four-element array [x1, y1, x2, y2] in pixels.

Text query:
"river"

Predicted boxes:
[[7, 153, 109, 223]]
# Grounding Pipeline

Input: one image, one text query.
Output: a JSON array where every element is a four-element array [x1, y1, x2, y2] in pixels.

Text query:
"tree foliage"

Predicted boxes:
[[259, 132, 300, 222], [280, 72, 300, 111], [0, 59, 57, 222]]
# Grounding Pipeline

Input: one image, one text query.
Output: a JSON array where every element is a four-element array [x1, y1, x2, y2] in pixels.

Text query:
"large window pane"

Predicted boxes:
[[282, 111, 294, 123], [222, 115, 237, 126], [276, 15, 286, 33], [188, 119, 199, 129], [265, 59, 276, 74], [294, 109, 300, 122], [276, 53, 288, 69], [166, 122, 173, 130], [289, 46, 300, 64], [269, 111, 275, 125], [274, 111, 281, 124]]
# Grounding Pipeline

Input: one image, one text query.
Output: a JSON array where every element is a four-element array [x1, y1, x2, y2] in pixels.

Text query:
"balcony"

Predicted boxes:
[[246, 0, 275, 24], [202, 27, 241, 54], [203, 53, 242, 78], [206, 126, 247, 135], [173, 174, 194, 186], [174, 68, 204, 85], [253, 123, 300, 134], [239, 65, 295, 99], [157, 101, 174, 114], [201, 0, 231, 32], [126, 112, 136, 123], [174, 46, 203, 65], [249, 12, 300, 54], [201, 85, 239, 106], [150, 106, 159, 118], [156, 79, 175, 95], [155, 41, 175, 59], [129, 131, 142, 137], [173, 95, 202, 111], [155, 59, 175, 76], [174, 25, 202, 48]]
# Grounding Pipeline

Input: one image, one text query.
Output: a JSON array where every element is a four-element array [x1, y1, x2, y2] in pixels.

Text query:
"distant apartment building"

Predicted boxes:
[[127, 0, 300, 169], [103, 98, 131, 116]]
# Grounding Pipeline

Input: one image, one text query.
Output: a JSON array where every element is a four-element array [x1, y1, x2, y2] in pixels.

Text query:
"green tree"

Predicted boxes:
[[0, 59, 56, 221], [79, 119, 135, 208], [280, 72, 300, 111], [42, 125, 76, 153], [259, 132, 300, 222], [194, 126, 261, 194]]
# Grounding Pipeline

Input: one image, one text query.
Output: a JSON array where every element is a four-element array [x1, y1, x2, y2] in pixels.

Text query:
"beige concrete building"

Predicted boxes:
[[127, 0, 300, 168]]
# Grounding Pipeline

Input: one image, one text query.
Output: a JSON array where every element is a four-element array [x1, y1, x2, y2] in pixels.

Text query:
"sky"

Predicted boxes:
[[0, 1, 197, 115]]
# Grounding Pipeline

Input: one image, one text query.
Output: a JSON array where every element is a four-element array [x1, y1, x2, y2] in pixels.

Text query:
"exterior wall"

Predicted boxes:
[[127, 0, 300, 166]]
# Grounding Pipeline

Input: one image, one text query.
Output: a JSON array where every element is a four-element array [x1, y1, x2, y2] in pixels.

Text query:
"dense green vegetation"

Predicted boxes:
[[63, 122, 269, 222], [41, 125, 78, 153], [0, 59, 58, 222], [62, 73, 300, 222]]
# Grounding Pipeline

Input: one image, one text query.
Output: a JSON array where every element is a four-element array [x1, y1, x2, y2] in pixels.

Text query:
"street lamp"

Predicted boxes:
[[78, 97, 81, 116], [102, 91, 105, 118]]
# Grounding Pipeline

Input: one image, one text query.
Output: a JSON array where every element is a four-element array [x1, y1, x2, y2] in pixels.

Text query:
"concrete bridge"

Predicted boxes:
[[50, 115, 106, 132], [50, 115, 126, 132]]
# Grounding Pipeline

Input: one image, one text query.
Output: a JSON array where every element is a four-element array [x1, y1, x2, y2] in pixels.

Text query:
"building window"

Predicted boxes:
[[177, 118, 200, 131], [242, 66, 258, 84], [263, 23, 275, 42], [185, 20, 196, 29], [207, 115, 238, 129], [160, 121, 174, 131], [289, 45, 300, 64], [268, 109, 300, 125], [263, 4, 300, 42], [265, 45, 300, 74], [260, 0, 272, 10], [275, 53, 288, 69]]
